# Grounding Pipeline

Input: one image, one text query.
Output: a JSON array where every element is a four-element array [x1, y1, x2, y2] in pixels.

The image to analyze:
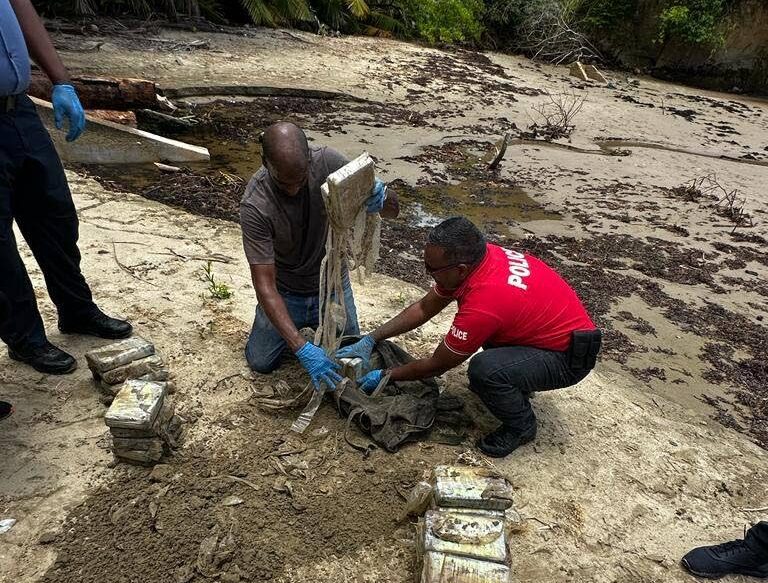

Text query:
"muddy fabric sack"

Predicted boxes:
[[333, 338, 439, 452]]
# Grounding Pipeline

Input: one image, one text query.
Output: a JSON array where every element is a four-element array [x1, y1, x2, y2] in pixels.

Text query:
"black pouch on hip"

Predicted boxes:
[[568, 329, 602, 371]]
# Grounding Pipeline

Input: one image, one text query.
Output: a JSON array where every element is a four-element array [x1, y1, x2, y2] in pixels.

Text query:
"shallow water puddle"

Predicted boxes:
[[396, 179, 561, 228]]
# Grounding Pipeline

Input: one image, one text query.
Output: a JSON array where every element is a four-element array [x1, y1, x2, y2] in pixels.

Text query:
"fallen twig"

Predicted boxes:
[[525, 516, 559, 531], [112, 241, 158, 287], [226, 475, 261, 491]]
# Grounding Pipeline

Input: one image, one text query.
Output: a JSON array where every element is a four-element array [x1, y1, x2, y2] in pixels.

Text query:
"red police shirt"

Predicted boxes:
[[434, 244, 596, 355]]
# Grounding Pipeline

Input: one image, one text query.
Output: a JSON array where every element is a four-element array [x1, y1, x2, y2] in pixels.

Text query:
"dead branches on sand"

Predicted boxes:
[[526, 91, 586, 141], [674, 174, 755, 232], [512, 4, 602, 65]]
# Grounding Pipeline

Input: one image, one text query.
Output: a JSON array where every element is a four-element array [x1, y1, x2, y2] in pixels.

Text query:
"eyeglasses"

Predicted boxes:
[[424, 262, 460, 275]]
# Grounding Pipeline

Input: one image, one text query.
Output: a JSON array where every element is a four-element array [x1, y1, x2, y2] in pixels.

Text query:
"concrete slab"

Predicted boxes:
[[31, 97, 210, 164]]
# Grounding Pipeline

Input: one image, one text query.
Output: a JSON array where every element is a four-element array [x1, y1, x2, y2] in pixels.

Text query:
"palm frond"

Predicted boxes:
[[312, 0, 348, 30], [74, 0, 96, 15], [238, 0, 277, 26], [271, 0, 313, 22], [346, 0, 369, 19], [196, 0, 225, 21], [366, 9, 404, 34], [127, 0, 153, 17]]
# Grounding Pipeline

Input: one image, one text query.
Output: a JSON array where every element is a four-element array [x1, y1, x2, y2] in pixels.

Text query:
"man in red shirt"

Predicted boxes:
[[337, 216, 601, 457]]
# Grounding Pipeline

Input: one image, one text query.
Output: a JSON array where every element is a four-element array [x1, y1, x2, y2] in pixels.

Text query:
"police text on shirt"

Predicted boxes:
[[503, 248, 530, 290]]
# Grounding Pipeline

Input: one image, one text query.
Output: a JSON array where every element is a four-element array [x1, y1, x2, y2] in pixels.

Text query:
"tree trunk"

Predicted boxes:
[[28, 74, 158, 111]]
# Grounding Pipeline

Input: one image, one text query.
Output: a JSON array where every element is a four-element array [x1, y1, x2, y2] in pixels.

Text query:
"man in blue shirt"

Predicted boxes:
[[1, 0, 132, 375]]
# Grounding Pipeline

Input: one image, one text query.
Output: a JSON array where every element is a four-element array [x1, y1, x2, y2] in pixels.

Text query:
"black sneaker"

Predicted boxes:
[[682, 529, 768, 579], [8, 341, 77, 375], [59, 309, 132, 340], [477, 423, 537, 458]]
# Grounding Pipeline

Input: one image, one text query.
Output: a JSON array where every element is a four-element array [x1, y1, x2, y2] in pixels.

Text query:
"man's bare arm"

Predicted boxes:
[[10, 0, 70, 84], [389, 341, 468, 381], [250, 264, 305, 352], [370, 288, 451, 342]]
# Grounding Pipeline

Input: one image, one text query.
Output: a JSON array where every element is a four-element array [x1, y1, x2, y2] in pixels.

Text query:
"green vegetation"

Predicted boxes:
[[36, 0, 737, 52], [570, 0, 637, 31], [402, 0, 484, 44], [484, 0, 739, 62], [657, 0, 730, 47], [37, 0, 483, 41], [201, 261, 233, 301]]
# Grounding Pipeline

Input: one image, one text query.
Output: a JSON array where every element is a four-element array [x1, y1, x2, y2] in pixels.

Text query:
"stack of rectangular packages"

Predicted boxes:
[[415, 466, 515, 583], [85, 337, 170, 404], [86, 338, 182, 465]]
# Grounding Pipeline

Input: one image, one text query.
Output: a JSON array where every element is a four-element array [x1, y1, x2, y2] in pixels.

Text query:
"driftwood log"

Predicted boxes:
[[28, 73, 158, 111]]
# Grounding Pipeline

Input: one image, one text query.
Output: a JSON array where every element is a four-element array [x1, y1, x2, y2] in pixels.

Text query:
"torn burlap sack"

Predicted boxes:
[[333, 338, 439, 452]]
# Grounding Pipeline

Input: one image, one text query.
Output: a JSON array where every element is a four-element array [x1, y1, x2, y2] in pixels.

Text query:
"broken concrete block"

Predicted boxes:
[[583, 63, 607, 83], [86, 337, 155, 375], [105, 379, 165, 431], [569, 61, 590, 82], [422, 509, 507, 564], [100, 354, 166, 385], [420, 552, 511, 583], [433, 466, 514, 511]]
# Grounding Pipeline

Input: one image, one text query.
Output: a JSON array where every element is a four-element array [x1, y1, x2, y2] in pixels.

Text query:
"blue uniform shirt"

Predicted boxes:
[[0, 0, 31, 96]]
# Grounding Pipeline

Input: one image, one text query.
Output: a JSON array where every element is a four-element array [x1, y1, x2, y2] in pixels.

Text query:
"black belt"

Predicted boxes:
[[0, 94, 19, 113]]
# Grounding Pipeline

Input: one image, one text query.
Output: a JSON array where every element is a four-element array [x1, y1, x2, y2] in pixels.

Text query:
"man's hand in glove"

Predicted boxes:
[[366, 179, 387, 214], [358, 369, 384, 394], [52, 84, 86, 142], [335, 334, 376, 367], [295, 342, 342, 391]]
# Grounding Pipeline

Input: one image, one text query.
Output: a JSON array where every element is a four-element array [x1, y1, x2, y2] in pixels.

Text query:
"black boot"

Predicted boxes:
[[59, 308, 132, 340], [8, 341, 77, 375], [681, 526, 768, 579], [0, 400, 13, 421], [477, 423, 537, 458]]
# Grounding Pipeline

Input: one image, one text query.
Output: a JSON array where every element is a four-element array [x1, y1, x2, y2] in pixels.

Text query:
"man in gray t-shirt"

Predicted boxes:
[[240, 122, 398, 390]]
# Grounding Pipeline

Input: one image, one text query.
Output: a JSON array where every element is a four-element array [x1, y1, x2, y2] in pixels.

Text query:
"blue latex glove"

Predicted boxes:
[[52, 84, 86, 142], [295, 341, 342, 391], [335, 334, 376, 367], [366, 179, 387, 214], [358, 369, 383, 394]]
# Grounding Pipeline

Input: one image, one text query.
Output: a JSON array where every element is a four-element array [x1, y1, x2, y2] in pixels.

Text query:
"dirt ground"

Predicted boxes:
[[1, 24, 767, 583]]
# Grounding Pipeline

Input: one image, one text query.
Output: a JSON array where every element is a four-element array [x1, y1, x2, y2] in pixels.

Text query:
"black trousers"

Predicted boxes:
[[750, 522, 768, 554], [0, 94, 95, 349], [468, 345, 591, 432]]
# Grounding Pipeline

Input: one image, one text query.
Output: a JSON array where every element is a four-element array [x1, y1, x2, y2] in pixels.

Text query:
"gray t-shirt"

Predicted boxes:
[[240, 145, 349, 295]]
